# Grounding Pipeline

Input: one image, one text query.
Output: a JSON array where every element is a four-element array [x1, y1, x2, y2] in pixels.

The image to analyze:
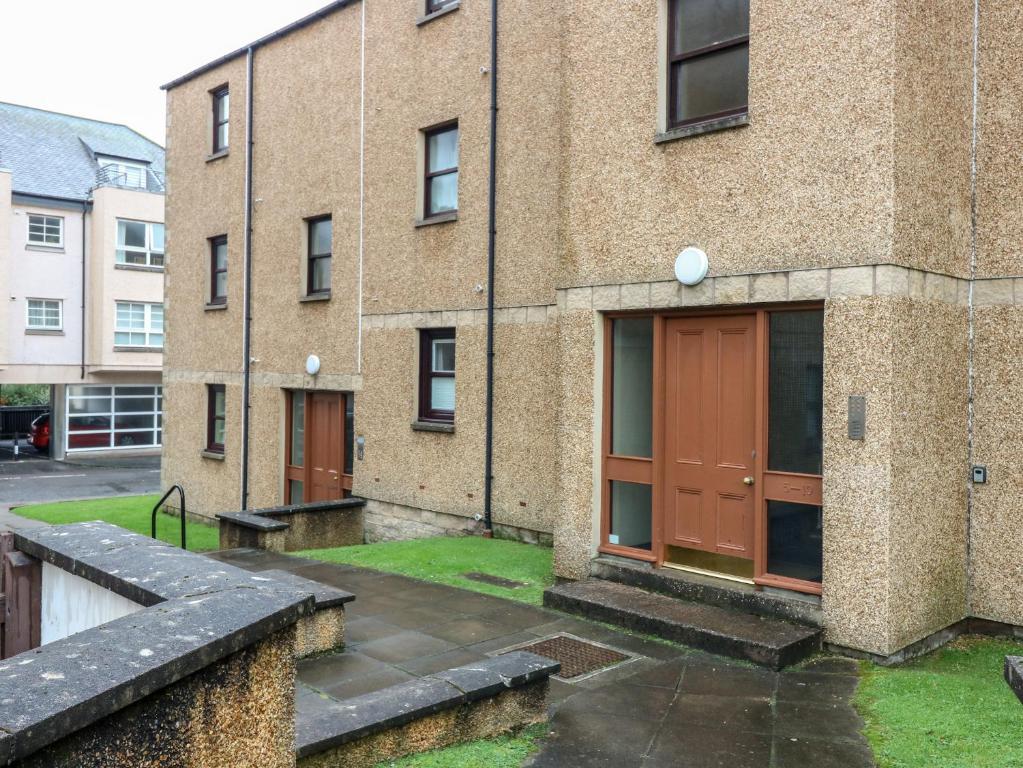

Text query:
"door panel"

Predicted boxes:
[[308, 392, 343, 502], [664, 314, 756, 559]]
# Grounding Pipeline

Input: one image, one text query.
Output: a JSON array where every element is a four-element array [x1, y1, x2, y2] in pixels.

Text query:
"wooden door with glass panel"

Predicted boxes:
[[285, 391, 354, 504]]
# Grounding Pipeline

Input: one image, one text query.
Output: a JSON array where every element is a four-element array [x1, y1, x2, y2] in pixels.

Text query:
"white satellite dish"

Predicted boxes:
[[674, 247, 709, 286], [305, 354, 321, 376]]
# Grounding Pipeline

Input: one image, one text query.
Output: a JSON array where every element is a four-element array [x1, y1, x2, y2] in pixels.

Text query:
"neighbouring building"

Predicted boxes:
[[0, 103, 165, 458], [161, 0, 1023, 660]]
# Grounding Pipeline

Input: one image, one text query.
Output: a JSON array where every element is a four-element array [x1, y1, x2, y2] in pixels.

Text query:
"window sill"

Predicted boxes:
[[655, 113, 750, 145], [200, 449, 225, 461], [115, 263, 164, 273], [26, 244, 65, 253], [412, 420, 455, 434], [114, 346, 163, 353], [206, 149, 229, 163], [415, 211, 458, 228], [417, 1, 460, 26], [25, 328, 64, 336], [299, 292, 332, 303], [205, 301, 228, 311]]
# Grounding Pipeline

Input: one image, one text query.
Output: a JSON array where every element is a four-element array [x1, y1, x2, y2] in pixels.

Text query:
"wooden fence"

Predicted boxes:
[[0, 533, 41, 658]]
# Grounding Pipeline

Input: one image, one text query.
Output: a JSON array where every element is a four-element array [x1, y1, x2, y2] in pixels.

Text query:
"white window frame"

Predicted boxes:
[[26, 299, 62, 331], [98, 157, 149, 189], [116, 219, 165, 268], [114, 301, 164, 349], [65, 385, 163, 452], [27, 214, 63, 247]]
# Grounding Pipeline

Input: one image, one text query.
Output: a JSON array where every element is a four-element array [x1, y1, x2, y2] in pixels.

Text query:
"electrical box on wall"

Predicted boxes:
[[972, 465, 988, 484]]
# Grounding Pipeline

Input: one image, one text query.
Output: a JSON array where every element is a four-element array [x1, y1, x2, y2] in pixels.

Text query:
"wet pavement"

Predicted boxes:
[[208, 548, 875, 768], [0, 455, 160, 505]]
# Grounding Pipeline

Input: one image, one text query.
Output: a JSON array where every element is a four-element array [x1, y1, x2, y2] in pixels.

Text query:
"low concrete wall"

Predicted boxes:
[[40, 562, 143, 645], [364, 498, 552, 546]]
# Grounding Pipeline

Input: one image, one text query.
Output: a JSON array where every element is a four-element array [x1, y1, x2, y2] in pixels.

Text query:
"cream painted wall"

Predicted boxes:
[[0, 171, 9, 371]]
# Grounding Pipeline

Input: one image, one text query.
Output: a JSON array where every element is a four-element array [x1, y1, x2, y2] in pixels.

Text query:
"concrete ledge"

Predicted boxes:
[[217, 511, 291, 532], [224, 498, 367, 552], [296, 652, 558, 765], [256, 569, 355, 657], [1006, 657, 1023, 705]]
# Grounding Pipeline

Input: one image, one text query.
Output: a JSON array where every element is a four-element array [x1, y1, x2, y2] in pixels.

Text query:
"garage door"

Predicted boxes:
[[66, 385, 163, 451]]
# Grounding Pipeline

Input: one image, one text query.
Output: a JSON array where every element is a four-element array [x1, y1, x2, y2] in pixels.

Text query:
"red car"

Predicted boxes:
[[30, 413, 113, 454]]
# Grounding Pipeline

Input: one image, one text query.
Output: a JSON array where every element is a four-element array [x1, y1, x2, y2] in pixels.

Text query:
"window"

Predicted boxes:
[[66, 385, 162, 450], [306, 216, 332, 295], [27, 214, 63, 247], [667, 0, 750, 129], [426, 0, 458, 12], [212, 87, 229, 153], [26, 299, 62, 330], [98, 158, 149, 189], [115, 302, 164, 348], [116, 220, 165, 267], [423, 123, 458, 218], [419, 329, 455, 422], [210, 235, 228, 304], [207, 384, 226, 454]]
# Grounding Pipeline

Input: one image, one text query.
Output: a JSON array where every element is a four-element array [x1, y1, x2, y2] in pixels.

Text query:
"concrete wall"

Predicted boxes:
[[0, 171, 9, 372], [40, 562, 143, 645]]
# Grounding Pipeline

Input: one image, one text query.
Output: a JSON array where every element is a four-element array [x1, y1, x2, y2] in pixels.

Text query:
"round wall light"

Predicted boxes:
[[305, 354, 321, 376], [674, 247, 709, 286]]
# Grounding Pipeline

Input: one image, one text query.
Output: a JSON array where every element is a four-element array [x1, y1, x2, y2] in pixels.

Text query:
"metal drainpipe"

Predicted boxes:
[[241, 46, 255, 510], [482, 0, 499, 537]]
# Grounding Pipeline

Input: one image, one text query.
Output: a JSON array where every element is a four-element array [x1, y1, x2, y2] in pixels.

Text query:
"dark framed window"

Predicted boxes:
[[212, 87, 229, 153], [418, 329, 455, 422], [306, 216, 332, 295], [667, 0, 750, 129], [206, 384, 226, 453], [426, 0, 458, 12], [423, 123, 458, 218], [209, 235, 227, 305]]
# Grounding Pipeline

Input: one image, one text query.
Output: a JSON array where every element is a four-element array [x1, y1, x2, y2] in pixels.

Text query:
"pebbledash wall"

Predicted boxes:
[[162, 0, 1023, 658]]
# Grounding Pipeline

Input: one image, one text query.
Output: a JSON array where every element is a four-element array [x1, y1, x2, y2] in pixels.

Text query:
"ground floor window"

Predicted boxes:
[[285, 390, 355, 504], [66, 385, 162, 451], [600, 306, 824, 595], [206, 384, 225, 454]]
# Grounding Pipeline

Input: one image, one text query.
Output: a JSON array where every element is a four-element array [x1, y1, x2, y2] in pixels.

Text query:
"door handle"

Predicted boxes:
[[743, 476, 755, 486]]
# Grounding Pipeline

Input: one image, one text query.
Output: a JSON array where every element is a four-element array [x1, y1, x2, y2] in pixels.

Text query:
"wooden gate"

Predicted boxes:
[[0, 533, 41, 659]]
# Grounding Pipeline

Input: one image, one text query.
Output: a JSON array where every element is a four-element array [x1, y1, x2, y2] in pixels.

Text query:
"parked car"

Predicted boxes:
[[29, 412, 50, 454]]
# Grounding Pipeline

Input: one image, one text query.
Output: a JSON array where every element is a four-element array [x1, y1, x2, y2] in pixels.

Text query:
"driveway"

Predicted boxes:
[[0, 454, 161, 506], [209, 549, 875, 768]]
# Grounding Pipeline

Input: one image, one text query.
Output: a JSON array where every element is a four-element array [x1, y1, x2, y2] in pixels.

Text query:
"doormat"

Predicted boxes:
[[499, 634, 634, 680], [462, 572, 526, 589]]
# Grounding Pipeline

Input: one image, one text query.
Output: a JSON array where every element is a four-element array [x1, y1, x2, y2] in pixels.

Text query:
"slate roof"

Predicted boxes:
[[0, 102, 164, 202]]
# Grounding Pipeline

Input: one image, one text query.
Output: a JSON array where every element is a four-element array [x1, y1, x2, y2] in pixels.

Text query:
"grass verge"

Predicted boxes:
[[373, 724, 547, 768], [857, 635, 1023, 768], [14, 494, 220, 552], [297, 536, 554, 606]]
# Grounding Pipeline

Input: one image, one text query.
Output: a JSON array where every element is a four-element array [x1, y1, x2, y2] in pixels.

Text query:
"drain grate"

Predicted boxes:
[[509, 634, 630, 679]]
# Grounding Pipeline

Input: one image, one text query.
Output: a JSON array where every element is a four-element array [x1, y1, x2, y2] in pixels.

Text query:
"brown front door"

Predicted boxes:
[[664, 314, 757, 559], [307, 392, 343, 502]]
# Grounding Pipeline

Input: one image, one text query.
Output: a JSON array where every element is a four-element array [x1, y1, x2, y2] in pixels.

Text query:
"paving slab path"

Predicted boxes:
[[208, 549, 875, 768]]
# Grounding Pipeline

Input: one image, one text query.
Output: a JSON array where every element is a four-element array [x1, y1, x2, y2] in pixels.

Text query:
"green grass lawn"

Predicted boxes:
[[857, 636, 1023, 768], [297, 536, 554, 606], [14, 494, 220, 552], [374, 724, 547, 768]]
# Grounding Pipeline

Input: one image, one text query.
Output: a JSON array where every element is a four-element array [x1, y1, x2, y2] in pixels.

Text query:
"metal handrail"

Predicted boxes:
[[152, 485, 186, 550]]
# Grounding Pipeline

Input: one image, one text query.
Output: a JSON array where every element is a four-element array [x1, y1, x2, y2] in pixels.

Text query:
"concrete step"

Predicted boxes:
[[544, 579, 821, 669], [591, 555, 822, 627]]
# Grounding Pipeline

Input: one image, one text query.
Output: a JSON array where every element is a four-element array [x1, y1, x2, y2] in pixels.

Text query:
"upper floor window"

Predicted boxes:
[[419, 328, 455, 423], [307, 216, 332, 295], [98, 157, 149, 189], [116, 220, 165, 268], [212, 87, 230, 154], [667, 0, 750, 129], [27, 214, 63, 247], [26, 299, 62, 331], [115, 301, 163, 349], [424, 123, 458, 219], [210, 235, 228, 305]]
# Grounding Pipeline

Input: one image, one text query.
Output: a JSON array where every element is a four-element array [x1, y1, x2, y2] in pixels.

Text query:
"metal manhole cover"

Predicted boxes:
[[508, 634, 631, 679]]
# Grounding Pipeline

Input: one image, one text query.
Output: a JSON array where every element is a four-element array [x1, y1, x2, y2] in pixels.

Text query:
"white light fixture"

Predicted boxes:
[[674, 247, 709, 286], [305, 354, 321, 376]]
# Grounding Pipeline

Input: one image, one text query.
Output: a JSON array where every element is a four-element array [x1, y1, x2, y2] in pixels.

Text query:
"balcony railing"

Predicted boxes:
[[95, 166, 165, 193]]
